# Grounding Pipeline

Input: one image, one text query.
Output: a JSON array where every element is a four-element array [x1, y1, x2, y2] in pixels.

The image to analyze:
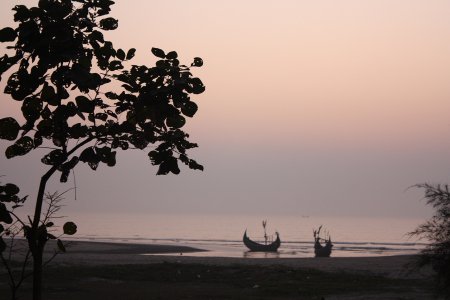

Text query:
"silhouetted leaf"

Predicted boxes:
[[69, 123, 88, 139], [106, 151, 116, 166], [95, 113, 108, 121], [0, 193, 15, 203], [80, 147, 100, 170], [41, 85, 60, 106], [22, 97, 43, 121], [151, 47, 165, 58], [181, 101, 198, 117], [63, 221, 77, 235], [89, 30, 104, 43], [57, 239, 66, 252], [108, 60, 123, 71], [105, 92, 118, 99], [60, 169, 70, 183], [106, 110, 117, 119], [41, 149, 66, 165], [188, 159, 204, 171], [116, 49, 125, 60], [123, 83, 138, 92], [156, 59, 168, 68], [17, 135, 33, 150], [192, 57, 203, 67], [79, 147, 95, 162], [5, 136, 34, 158], [5, 145, 19, 159], [157, 157, 180, 175], [166, 114, 186, 129], [0, 27, 16, 42], [12, 5, 30, 22], [88, 160, 99, 170], [0, 203, 13, 224], [57, 86, 70, 100], [190, 78, 205, 94], [166, 51, 178, 59], [0, 117, 20, 140], [0, 54, 21, 77], [52, 136, 64, 147], [94, 147, 116, 166], [126, 48, 136, 60], [41, 106, 51, 119], [33, 133, 43, 148], [3, 183, 19, 195], [148, 150, 162, 165], [99, 17, 118, 30], [75, 96, 95, 113], [46, 222, 54, 227], [119, 141, 129, 150]]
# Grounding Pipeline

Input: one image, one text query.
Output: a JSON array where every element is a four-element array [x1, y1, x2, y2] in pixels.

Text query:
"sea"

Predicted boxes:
[[64, 213, 428, 258]]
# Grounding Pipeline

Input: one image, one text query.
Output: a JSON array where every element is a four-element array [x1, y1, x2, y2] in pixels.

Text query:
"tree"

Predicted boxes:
[[0, 1, 205, 299], [409, 184, 450, 299], [1, 182, 76, 300]]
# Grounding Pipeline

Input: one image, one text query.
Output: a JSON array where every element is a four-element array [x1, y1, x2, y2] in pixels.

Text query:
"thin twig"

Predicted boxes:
[[7, 212, 25, 227], [43, 251, 60, 268], [15, 250, 32, 289], [0, 254, 16, 289], [7, 233, 15, 262], [72, 168, 77, 201]]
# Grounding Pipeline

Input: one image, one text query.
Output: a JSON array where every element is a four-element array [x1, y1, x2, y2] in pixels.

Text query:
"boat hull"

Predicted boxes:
[[314, 242, 333, 257], [243, 231, 281, 252]]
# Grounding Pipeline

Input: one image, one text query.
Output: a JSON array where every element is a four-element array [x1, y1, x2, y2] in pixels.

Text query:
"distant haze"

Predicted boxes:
[[1, 0, 449, 218]]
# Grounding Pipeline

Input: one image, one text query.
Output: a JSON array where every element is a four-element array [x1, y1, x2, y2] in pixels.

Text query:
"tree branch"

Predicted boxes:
[[1, 253, 16, 289], [16, 250, 32, 288], [32, 136, 94, 230]]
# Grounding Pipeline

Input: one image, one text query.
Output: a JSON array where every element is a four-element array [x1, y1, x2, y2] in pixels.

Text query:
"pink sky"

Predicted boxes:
[[1, 0, 449, 218]]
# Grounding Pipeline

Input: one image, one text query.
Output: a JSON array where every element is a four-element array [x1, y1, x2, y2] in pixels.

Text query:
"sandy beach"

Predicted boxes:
[[46, 240, 430, 278], [0, 240, 436, 300]]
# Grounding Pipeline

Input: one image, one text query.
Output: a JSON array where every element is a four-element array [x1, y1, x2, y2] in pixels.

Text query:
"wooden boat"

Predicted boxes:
[[313, 226, 333, 257], [314, 239, 333, 257], [243, 230, 281, 252]]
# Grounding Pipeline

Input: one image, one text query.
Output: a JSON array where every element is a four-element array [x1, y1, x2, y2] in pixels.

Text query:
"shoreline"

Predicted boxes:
[[39, 240, 431, 280], [2, 239, 435, 299]]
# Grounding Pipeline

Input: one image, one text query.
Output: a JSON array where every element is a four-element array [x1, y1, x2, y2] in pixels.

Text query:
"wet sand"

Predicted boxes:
[[43, 240, 429, 278], [1, 240, 436, 300]]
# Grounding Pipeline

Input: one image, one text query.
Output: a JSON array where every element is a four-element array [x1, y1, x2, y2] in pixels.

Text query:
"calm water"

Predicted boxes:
[[64, 213, 428, 258]]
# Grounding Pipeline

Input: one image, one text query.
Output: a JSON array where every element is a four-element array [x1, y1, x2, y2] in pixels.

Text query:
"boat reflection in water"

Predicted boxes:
[[243, 250, 280, 258]]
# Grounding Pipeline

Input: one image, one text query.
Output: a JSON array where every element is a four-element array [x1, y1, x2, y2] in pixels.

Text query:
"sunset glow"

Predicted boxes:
[[1, 0, 449, 217]]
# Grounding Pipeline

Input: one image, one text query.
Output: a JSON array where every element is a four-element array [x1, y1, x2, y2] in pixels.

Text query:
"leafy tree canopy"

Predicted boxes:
[[0, 0, 205, 181], [0, 2, 205, 298]]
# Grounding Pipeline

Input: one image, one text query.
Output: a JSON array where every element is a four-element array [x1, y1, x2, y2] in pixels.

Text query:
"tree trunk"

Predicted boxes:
[[29, 167, 56, 300], [28, 139, 91, 299], [28, 222, 46, 300], [31, 248, 43, 300]]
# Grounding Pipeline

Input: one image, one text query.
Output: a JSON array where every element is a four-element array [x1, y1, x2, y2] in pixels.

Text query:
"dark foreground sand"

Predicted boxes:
[[0, 240, 437, 300]]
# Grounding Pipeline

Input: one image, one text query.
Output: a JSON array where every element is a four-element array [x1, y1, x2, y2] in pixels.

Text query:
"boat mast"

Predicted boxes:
[[262, 220, 268, 245]]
